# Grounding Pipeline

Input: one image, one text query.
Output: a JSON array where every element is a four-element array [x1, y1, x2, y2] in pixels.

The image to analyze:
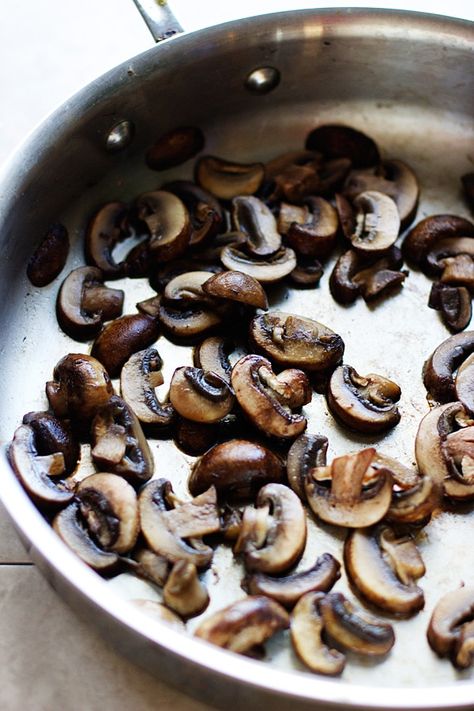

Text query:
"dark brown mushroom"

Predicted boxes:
[[286, 197, 338, 259], [91, 395, 154, 484], [169, 366, 234, 424], [250, 312, 344, 373], [85, 202, 129, 279], [286, 433, 328, 500], [305, 124, 380, 168], [135, 190, 192, 262], [46, 353, 114, 422], [327, 365, 401, 434], [427, 586, 474, 668], [265, 150, 321, 182], [22, 411, 79, 475], [231, 354, 310, 439], [196, 156, 264, 200], [246, 553, 340, 608], [91, 313, 160, 378], [120, 348, 175, 427], [349, 191, 400, 255], [202, 271, 269, 310], [344, 526, 425, 616], [402, 215, 474, 268], [145, 126, 204, 171], [455, 352, 474, 415], [194, 596, 289, 653], [174, 418, 219, 456], [289, 258, 324, 287], [57, 266, 124, 340], [232, 196, 282, 258], [188, 439, 285, 501], [220, 245, 297, 283], [422, 331, 474, 402], [163, 561, 209, 618], [329, 246, 405, 304], [428, 282, 472, 333], [163, 180, 224, 247], [425, 239, 474, 283], [27, 223, 69, 287]]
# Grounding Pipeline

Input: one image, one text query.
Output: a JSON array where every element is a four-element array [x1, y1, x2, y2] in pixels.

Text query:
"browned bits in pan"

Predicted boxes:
[[27, 222, 69, 287]]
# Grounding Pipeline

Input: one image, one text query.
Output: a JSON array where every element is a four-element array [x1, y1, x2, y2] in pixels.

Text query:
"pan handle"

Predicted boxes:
[[131, 0, 183, 43]]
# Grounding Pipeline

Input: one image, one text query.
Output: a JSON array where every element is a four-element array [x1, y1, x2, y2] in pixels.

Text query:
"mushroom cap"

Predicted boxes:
[[27, 223, 69, 287], [202, 270, 269, 310], [169, 366, 234, 424], [423, 331, 474, 402], [220, 245, 297, 283], [145, 126, 204, 171], [427, 586, 474, 659], [91, 313, 160, 378], [196, 156, 264, 200], [305, 124, 380, 168], [135, 190, 192, 262]]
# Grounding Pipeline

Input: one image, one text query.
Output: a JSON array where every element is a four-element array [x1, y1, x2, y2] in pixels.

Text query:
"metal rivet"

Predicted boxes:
[[105, 120, 134, 152], [245, 66, 280, 95]]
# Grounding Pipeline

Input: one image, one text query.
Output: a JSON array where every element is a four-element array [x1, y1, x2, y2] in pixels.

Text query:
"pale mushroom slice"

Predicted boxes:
[[163, 561, 209, 618], [120, 348, 175, 427], [319, 592, 395, 656], [220, 246, 296, 283], [169, 366, 235, 423], [234, 483, 307, 575], [454, 352, 474, 415], [232, 195, 282, 258], [162, 180, 224, 248], [163, 270, 219, 309], [290, 592, 346, 676], [427, 586, 474, 668], [196, 156, 264, 200], [350, 191, 400, 255], [246, 553, 341, 608], [327, 365, 401, 434], [194, 596, 289, 654], [139, 478, 220, 568], [344, 526, 425, 616], [286, 433, 329, 501], [136, 190, 192, 262], [231, 354, 311, 439], [131, 548, 169, 587], [305, 448, 393, 528], [193, 336, 235, 383]]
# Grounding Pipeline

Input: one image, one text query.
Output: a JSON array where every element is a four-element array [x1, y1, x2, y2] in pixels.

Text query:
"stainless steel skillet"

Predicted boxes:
[[0, 6, 473, 710]]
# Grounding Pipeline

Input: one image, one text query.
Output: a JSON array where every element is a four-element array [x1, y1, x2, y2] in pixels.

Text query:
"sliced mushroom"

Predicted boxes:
[[289, 258, 324, 287], [385, 471, 439, 525], [27, 223, 69, 287], [327, 365, 401, 434], [329, 246, 405, 304], [163, 180, 224, 248], [426, 239, 474, 283], [290, 591, 346, 676], [163, 560, 209, 618], [46, 353, 114, 422], [231, 354, 310, 439], [202, 271, 268, 310], [22, 410, 79, 475], [174, 418, 219, 456], [169, 366, 234, 423], [158, 302, 222, 342], [138, 479, 220, 567], [232, 196, 281, 258], [234, 483, 306, 574], [428, 282, 472, 333], [305, 448, 393, 528], [194, 596, 289, 653], [250, 312, 344, 373], [188, 439, 285, 500], [163, 271, 218, 309], [455, 352, 474, 414], [149, 259, 222, 293], [349, 191, 400, 255], [305, 124, 380, 168], [196, 156, 264, 200], [246, 553, 341, 608], [120, 348, 175, 427], [427, 586, 474, 668], [132, 548, 169, 587], [286, 433, 328, 500], [220, 245, 297, 283], [328, 249, 362, 304], [319, 592, 395, 656], [91, 395, 154, 484], [76, 473, 139, 554], [91, 313, 160, 378], [145, 126, 204, 171], [277, 201, 310, 235], [402, 214, 474, 268], [422, 331, 474, 402], [57, 266, 124, 340], [193, 336, 235, 383], [344, 526, 425, 616], [85, 202, 129, 279], [136, 190, 191, 262], [286, 197, 338, 259], [8, 423, 74, 508], [130, 599, 184, 630], [265, 150, 321, 182]]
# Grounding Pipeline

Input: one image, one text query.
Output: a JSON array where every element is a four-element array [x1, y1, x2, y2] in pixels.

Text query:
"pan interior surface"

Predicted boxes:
[[0, 9, 473, 710]]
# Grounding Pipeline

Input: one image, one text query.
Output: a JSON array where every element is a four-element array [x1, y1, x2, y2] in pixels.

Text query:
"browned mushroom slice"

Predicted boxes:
[[355, 266, 407, 302], [196, 156, 264, 200], [169, 366, 234, 424], [440, 253, 474, 290], [277, 201, 310, 235], [158, 302, 222, 343], [76, 473, 139, 554], [305, 124, 380, 168], [286, 197, 338, 259], [234, 483, 306, 574], [57, 266, 124, 340], [265, 150, 321, 181], [163, 270, 219, 309], [232, 196, 282, 258], [455, 352, 474, 415], [220, 245, 296, 283], [139, 479, 220, 568], [91, 313, 160, 378], [194, 596, 289, 653], [193, 336, 235, 383], [136, 294, 161, 318], [189, 439, 285, 500], [231, 354, 310, 439], [319, 592, 395, 656], [290, 591, 346, 676], [46, 353, 114, 422], [385, 472, 438, 525], [349, 191, 400, 255], [8, 424, 74, 508], [246, 553, 340, 608], [250, 312, 344, 373], [145, 126, 204, 171], [428, 282, 472, 333], [422, 331, 474, 402], [130, 599, 184, 630], [462, 173, 474, 211], [85, 202, 129, 279], [305, 448, 393, 528], [136, 190, 191, 262], [415, 402, 459, 486], [149, 259, 222, 293], [286, 433, 328, 500], [120, 348, 175, 427], [163, 180, 224, 247], [132, 548, 169, 587], [91, 395, 154, 484], [290, 259, 324, 287], [23, 411, 79, 475], [329, 249, 362, 304], [344, 526, 425, 616], [427, 586, 474, 668], [402, 214, 474, 268], [271, 163, 322, 204], [163, 561, 209, 618], [27, 223, 69, 287], [425, 238, 474, 283], [202, 271, 269, 310], [327, 365, 401, 434]]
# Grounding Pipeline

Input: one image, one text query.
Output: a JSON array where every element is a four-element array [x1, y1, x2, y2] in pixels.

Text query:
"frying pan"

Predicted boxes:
[[0, 4, 473, 710]]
